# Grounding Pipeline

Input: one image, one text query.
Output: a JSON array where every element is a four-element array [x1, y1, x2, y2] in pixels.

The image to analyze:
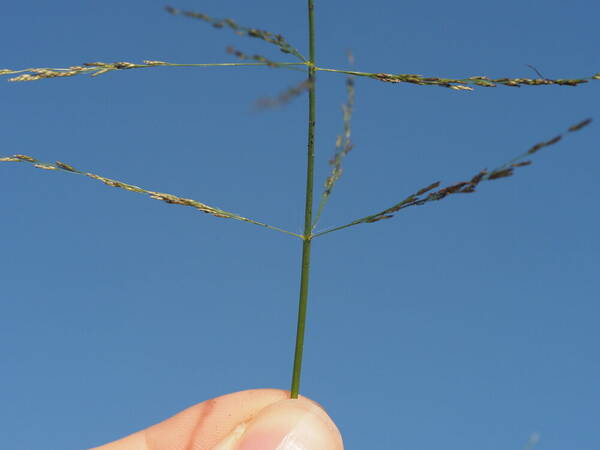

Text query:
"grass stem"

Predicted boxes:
[[290, 0, 316, 399]]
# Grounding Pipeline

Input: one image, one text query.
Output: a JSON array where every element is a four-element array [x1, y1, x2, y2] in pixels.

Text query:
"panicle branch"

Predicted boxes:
[[1, 60, 301, 83], [1, 61, 146, 82], [317, 67, 600, 91], [0, 154, 301, 238], [165, 6, 306, 62], [255, 78, 313, 109], [314, 118, 592, 237], [226, 46, 280, 67], [313, 75, 355, 227]]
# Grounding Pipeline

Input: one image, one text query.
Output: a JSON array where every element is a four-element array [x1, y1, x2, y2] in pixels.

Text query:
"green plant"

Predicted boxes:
[[1, 0, 596, 408]]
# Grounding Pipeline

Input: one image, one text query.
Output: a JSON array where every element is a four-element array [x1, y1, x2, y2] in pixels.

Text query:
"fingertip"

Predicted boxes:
[[217, 397, 343, 450]]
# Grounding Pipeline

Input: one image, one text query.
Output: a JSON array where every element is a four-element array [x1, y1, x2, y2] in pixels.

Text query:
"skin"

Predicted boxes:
[[92, 389, 344, 450]]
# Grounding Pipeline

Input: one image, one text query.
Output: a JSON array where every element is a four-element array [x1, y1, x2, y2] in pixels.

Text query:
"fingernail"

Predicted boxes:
[[235, 399, 342, 450]]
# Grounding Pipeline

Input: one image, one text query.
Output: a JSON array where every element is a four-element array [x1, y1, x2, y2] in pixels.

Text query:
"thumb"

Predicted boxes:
[[93, 389, 343, 450], [214, 397, 343, 450]]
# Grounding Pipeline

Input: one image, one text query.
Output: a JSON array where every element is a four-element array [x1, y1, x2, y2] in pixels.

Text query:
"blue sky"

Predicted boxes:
[[1, 1, 599, 449]]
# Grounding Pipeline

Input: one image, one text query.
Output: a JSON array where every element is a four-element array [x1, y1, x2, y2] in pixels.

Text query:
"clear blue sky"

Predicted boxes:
[[1, 1, 599, 449]]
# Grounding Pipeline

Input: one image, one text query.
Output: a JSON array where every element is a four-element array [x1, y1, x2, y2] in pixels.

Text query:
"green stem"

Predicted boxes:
[[316, 66, 372, 77], [290, 0, 316, 399]]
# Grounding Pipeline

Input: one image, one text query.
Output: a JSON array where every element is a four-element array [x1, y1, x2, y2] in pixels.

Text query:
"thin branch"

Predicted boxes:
[[0, 60, 305, 82], [165, 6, 306, 62], [317, 67, 600, 90], [0, 154, 302, 238], [313, 75, 355, 228], [255, 78, 313, 109], [226, 46, 282, 68], [313, 118, 592, 238], [526, 64, 547, 80]]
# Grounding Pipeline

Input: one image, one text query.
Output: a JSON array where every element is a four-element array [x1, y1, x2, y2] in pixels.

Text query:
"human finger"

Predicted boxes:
[[93, 388, 343, 450]]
